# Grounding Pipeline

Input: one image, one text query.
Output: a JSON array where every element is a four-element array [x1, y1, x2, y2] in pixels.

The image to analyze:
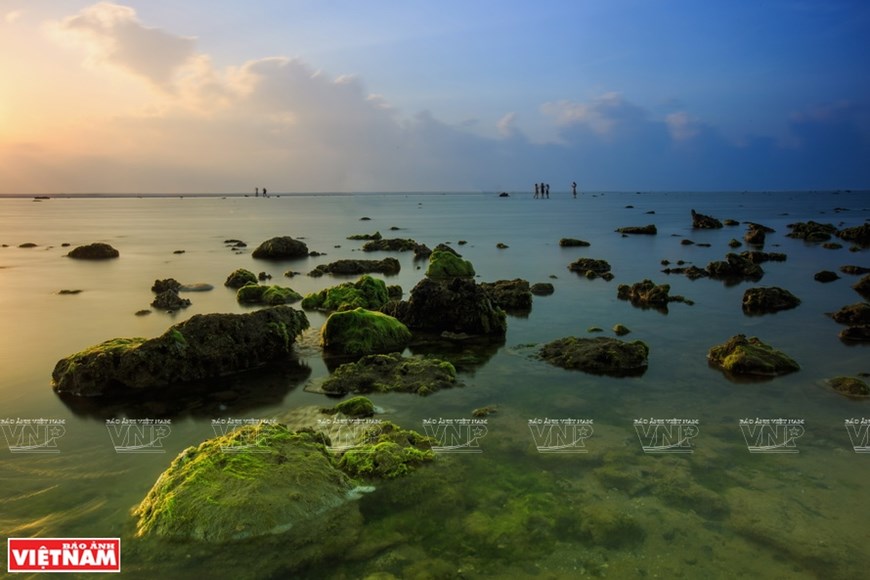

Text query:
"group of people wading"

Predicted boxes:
[[534, 181, 579, 199]]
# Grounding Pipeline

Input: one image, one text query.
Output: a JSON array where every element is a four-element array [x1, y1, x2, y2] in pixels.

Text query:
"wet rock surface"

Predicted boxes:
[[538, 336, 649, 376]]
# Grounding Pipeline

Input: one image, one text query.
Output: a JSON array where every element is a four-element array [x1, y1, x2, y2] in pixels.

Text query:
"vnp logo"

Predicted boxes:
[[422, 418, 487, 453], [528, 418, 594, 453], [1, 419, 66, 454], [106, 419, 171, 453], [739, 418, 805, 454], [844, 418, 870, 453], [634, 418, 699, 454], [7, 538, 120, 573]]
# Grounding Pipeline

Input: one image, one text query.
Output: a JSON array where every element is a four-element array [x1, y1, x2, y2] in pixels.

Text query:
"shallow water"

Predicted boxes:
[[1, 191, 869, 578]]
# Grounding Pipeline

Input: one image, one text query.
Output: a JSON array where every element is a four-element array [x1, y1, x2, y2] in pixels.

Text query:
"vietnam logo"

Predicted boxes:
[[7, 538, 120, 573]]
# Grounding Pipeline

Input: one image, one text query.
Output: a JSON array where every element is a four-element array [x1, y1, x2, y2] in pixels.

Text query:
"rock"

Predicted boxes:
[[237, 283, 302, 305], [852, 274, 870, 300], [707, 335, 799, 377], [224, 268, 258, 288], [321, 308, 412, 355], [425, 250, 475, 279], [841, 265, 870, 275], [362, 238, 427, 254], [661, 265, 709, 280], [837, 223, 870, 247], [498, 192, 510, 197], [706, 253, 764, 282], [471, 405, 497, 418], [52, 306, 310, 395], [496, 242, 509, 249], [786, 220, 837, 242], [681, 239, 694, 246], [587, 326, 603, 333], [828, 376, 870, 398], [251, 236, 309, 259], [67, 242, 119, 260], [336, 421, 435, 479], [132, 424, 358, 542], [742, 287, 801, 314], [134, 309, 151, 316], [381, 277, 507, 336], [258, 271, 272, 281], [151, 289, 191, 310], [530, 283, 555, 296], [151, 278, 181, 293], [823, 242, 843, 250], [830, 302, 870, 325], [745, 221, 775, 233], [323, 396, 376, 418], [728, 239, 742, 248], [302, 275, 390, 312], [538, 337, 649, 376], [172, 250, 185, 255], [616, 279, 693, 311], [347, 231, 382, 241], [559, 238, 591, 247], [179, 283, 213, 292], [613, 324, 630, 336], [691, 209, 723, 229], [739, 250, 786, 264], [387, 285, 402, 300], [743, 225, 766, 245], [839, 326, 870, 342], [321, 352, 456, 396], [479, 279, 532, 311], [723, 219, 739, 226], [431, 243, 459, 256], [568, 258, 612, 280], [615, 224, 657, 235], [814, 270, 839, 282], [309, 258, 400, 277]]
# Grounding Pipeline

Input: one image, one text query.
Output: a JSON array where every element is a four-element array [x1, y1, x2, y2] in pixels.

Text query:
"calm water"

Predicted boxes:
[[1, 191, 869, 578]]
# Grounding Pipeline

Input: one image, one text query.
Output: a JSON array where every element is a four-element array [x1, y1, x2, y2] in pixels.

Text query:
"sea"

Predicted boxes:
[[0, 190, 868, 579]]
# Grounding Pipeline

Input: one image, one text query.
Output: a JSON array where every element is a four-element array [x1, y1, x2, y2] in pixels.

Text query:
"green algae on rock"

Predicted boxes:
[[302, 275, 390, 312], [425, 250, 475, 279], [307, 258, 400, 277], [567, 257, 613, 281], [617, 279, 693, 311], [224, 268, 258, 288], [347, 231, 382, 240], [323, 396, 376, 418], [337, 421, 436, 479], [707, 334, 799, 377], [828, 376, 870, 398], [320, 352, 457, 396], [52, 306, 309, 395], [237, 283, 302, 305], [479, 279, 532, 311], [742, 286, 801, 314], [321, 308, 411, 355], [251, 236, 309, 259], [538, 336, 649, 376]]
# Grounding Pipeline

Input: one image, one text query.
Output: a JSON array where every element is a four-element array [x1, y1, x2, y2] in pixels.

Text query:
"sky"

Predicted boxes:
[[0, 0, 868, 193]]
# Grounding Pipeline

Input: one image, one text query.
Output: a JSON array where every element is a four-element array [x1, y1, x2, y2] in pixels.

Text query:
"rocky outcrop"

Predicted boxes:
[[839, 326, 870, 342], [742, 287, 801, 315], [538, 337, 649, 376], [837, 223, 870, 247], [559, 238, 591, 247], [616, 224, 657, 235], [568, 258, 613, 281], [739, 251, 786, 264], [309, 258, 400, 278], [52, 306, 310, 396], [853, 274, 870, 300], [743, 225, 766, 246], [691, 209, 722, 229], [786, 221, 837, 242], [830, 302, 870, 326], [224, 268, 258, 288], [841, 265, 870, 275], [530, 283, 555, 296], [814, 270, 839, 283], [237, 283, 302, 305], [382, 277, 507, 336], [252, 236, 309, 259], [706, 253, 764, 282], [362, 238, 430, 255], [707, 335, 799, 377], [302, 275, 390, 312], [480, 279, 533, 311], [320, 352, 457, 396], [828, 376, 870, 398], [426, 250, 475, 279], [617, 279, 693, 311], [321, 308, 412, 355], [151, 289, 191, 311], [347, 231, 382, 241], [151, 278, 181, 293], [67, 242, 119, 260], [661, 265, 709, 280]]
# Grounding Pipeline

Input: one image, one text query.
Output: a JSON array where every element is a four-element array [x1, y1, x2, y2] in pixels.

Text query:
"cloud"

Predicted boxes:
[[53, 2, 196, 92], [541, 93, 648, 138], [665, 112, 702, 141], [5, 10, 23, 24], [496, 112, 518, 137]]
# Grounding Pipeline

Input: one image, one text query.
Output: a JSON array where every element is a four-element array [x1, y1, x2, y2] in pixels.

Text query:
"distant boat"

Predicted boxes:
[[498, 192, 510, 198]]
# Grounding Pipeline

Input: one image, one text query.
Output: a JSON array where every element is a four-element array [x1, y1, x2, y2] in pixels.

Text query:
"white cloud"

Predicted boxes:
[[496, 112, 518, 137], [541, 92, 646, 137], [665, 111, 701, 141]]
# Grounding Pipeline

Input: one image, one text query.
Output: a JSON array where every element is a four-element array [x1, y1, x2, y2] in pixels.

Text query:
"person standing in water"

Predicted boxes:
[[545, 183, 550, 198], [572, 181, 577, 198], [534, 183, 539, 199]]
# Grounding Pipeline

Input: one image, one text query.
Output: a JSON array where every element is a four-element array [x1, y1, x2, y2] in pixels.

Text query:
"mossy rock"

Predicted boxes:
[[224, 268, 258, 288], [251, 236, 309, 259], [308, 258, 400, 277], [67, 242, 119, 260], [567, 258, 611, 279], [132, 424, 355, 542], [742, 287, 801, 314], [321, 352, 457, 396], [828, 376, 870, 398], [617, 279, 692, 311], [706, 253, 764, 282], [530, 282, 555, 296], [707, 334, 799, 377], [853, 274, 870, 300], [325, 396, 376, 418], [237, 283, 302, 305], [578, 501, 645, 548], [302, 275, 389, 312], [538, 336, 649, 376], [336, 421, 435, 479], [347, 231, 382, 240], [615, 224, 657, 235], [830, 302, 870, 326], [425, 250, 475, 279], [479, 279, 532, 311], [321, 308, 411, 355]]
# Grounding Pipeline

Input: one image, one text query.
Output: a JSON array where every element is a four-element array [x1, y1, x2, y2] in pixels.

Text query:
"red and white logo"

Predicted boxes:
[[7, 538, 120, 573]]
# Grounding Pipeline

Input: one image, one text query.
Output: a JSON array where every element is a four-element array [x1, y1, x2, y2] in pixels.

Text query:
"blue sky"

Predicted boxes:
[[1, 1, 868, 192]]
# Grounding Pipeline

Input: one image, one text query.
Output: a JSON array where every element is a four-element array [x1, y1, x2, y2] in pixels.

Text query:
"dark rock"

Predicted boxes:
[[321, 308, 411, 355], [814, 270, 839, 283], [362, 238, 426, 254], [661, 265, 709, 280], [568, 258, 612, 280], [538, 337, 649, 376], [837, 223, 870, 247], [742, 287, 801, 314], [480, 279, 533, 311], [723, 219, 739, 226], [828, 376, 870, 398], [707, 335, 799, 377], [251, 236, 309, 259], [237, 283, 302, 305], [691, 209, 723, 229], [67, 242, 119, 260], [432, 243, 460, 256], [744, 226, 766, 246], [224, 239, 245, 245], [613, 324, 630, 336], [52, 306, 309, 395], [616, 224, 657, 235], [347, 231, 382, 241], [681, 239, 695, 245], [706, 253, 764, 282], [151, 289, 191, 310], [134, 309, 151, 316], [381, 277, 507, 336], [839, 326, 870, 342], [745, 222, 775, 233], [151, 278, 181, 293], [830, 303, 870, 326], [499, 192, 510, 197], [472, 405, 497, 418], [496, 242, 509, 249], [58, 289, 82, 295], [559, 238, 591, 247], [321, 352, 456, 396], [786, 221, 837, 242], [739, 251, 787, 264], [360, 216, 372, 221], [823, 242, 843, 250], [853, 274, 870, 300], [841, 265, 870, 275], [18, 242, 38, 248], [224, 268, 258, 288], [617, 279, 693, 311], [530, 282, 555, 296], [309, 258, 400, 277], [258, 271, 272, 281], [728, 239, 742, 248]]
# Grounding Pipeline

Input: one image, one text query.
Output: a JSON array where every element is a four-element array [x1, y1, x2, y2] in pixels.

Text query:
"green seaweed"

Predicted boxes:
[[237, 283, 302, 305], [425, 250, 475, 279], [301, 275, 389, 312], [321, 308, 411, 355], [320, 352, 456, 395], [336, 422, 435, 479]]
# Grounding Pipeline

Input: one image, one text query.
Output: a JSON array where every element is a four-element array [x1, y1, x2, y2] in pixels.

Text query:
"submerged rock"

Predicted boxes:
[[706, 253, 764, 282], [302, 275, 390, 312], [661, 265, 709, 280], [320, 352, 457, 396], [425, 250, 475, 279], [323, 396, 376, 418], [150, 289, 191, 310], [237, 283, 302, 305], [52, 306, 310, 395], [67, 242, 119, 260], [362, 238, 428, 254], [347, 231, 382, 241], [308, 258, 400, 277], [828, 376, 870, 398], [830, 302, 870, 326], [814, 270, 840, 282], [616, 224, 657, 235], [321, 308, 411, 355], [786, 220, 837, 242], [707, 335, 799, 377], [530, 282, 555, 296], [479, 279, 532, 311], [336, 421, 436, 479], [691, 209, 722, 229], [742, 287, 801, 315], [382, 277, 507, 336], [568, 258, 613, 280], [538, 336, 649, 376], [616, 279, 693, 311], [251, 236, 309, 259], [224, 268, 258, 288], [559, 238, 591, 247]]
